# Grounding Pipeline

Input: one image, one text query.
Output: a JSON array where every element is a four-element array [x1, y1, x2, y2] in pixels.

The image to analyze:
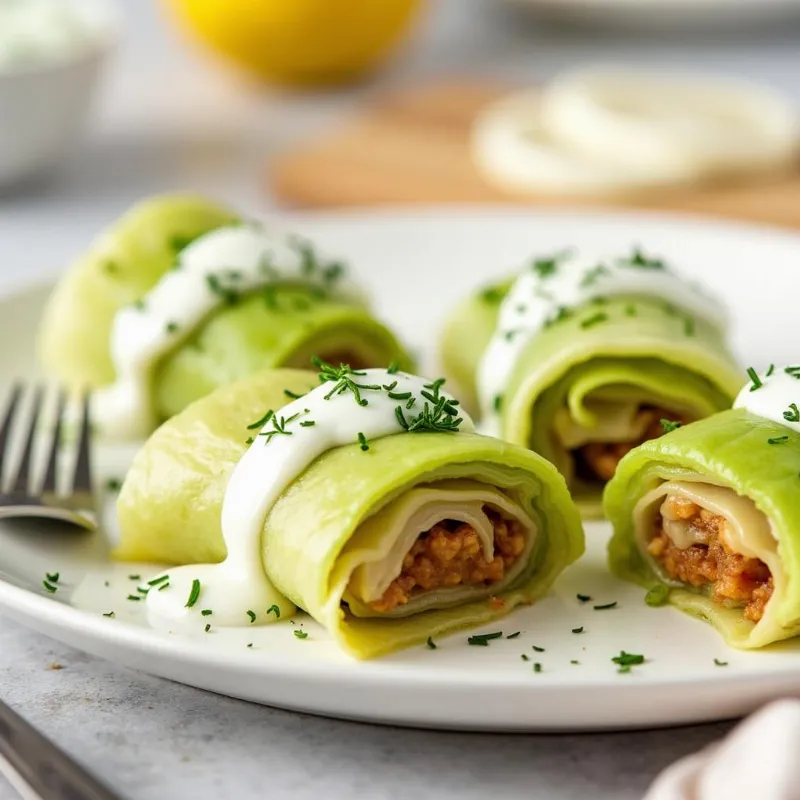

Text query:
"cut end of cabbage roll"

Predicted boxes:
[[117, 367, 585, 659], [441, 270, 741, 519], [606, 407, 800, 648]]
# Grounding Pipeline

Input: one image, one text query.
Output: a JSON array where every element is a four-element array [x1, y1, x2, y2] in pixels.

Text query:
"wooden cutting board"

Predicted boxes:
[[269, 80, 800, 228]]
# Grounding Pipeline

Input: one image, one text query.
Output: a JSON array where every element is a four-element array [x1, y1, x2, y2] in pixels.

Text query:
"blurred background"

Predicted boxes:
[[2, 0, 800, 281]]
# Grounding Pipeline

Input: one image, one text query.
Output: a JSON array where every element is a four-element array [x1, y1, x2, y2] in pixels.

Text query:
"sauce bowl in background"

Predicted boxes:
[[0, 0, 121, 189]]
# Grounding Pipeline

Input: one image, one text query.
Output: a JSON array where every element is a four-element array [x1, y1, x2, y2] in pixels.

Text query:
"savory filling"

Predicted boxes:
[[574, 407, 685, 483], [649, 494, 774, 622], [369, 508, 526, 613]]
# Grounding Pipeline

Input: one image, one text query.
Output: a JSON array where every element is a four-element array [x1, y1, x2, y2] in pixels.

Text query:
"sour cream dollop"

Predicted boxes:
[[476, 247, 726, 435], [94, 222, 360, 439], [734, 366, 800, 435], [144, 368, 471, 632]]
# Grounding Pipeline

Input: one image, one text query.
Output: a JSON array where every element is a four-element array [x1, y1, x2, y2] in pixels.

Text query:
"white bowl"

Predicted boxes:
[[0, 0, 120, 188]]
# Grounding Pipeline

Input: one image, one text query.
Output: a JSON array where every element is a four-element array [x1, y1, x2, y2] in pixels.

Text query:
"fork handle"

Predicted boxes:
[[0, 698, 122, 800]]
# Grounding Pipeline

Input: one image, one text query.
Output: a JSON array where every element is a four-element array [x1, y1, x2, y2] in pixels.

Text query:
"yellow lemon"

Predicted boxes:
[[162, 0, 425, 87]]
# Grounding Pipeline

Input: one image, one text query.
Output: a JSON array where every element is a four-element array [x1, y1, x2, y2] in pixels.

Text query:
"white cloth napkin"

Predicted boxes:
[[644, 700, 800, 800]]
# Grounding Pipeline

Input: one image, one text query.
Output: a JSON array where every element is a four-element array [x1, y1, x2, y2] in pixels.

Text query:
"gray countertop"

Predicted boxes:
[[1, 0, 796, 797]]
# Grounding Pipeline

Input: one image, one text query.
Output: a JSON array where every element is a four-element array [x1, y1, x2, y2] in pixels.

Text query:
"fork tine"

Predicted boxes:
[[72, 391, 93, 494], [0, 384, 23, 485], [41, 388, 67, 495], [10, 385, 44, 495]]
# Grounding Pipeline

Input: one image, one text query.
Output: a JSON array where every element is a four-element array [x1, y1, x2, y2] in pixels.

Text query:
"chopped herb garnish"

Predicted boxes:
[[204, 624, 211, 633], [299, 421, 316, 428], [102, 611, 115, 618], [148, 574, 170, 587], [314, 357, 380, 407], [785, 366, 800, 378], [201, 609, 212, 617], [247, 410, 274, 430], [622, 246, 666, 270], [426, 637, 437, 650], [580, 312, 608, 330], [544, 306, 572, 329], [594, 601, 617, 611], [357, 432, 370, 452], [521, 654, 530, 661], [247, 643, 254, 649], [294, 630, 308, 639], [387, 361, 400, 375], [323, 262, 345, 283], [747, 367, 763, 392], [247, 610, 256, 623], [766, 364, 775, 376], [105, 478, 122, 492], [571, 627, 584, 634], [157, 582, 170, 592], [467, 631, 503, 646], [577, 594, 592, 603], [166, 321, 179, 334], [133, 299, 146, 311], [388, 391, 412, 401], [714, 658, 728, 667], [645, 585, 671, 607], [284, 389, 305, 400], [45, 572, 59, 583], [267, 604, 281, 619], [42, 580, 57, 593], [127, 594, 141, 602], [245, 437, 254, 445], [128, 574, 141, 581], [570, 660, 579, 665], [258, 413, 300, 444], [531, 253, 565, 279], [580, 264, 609, 287], [493, 395, 504, 413], [185, 578, 201, 608], [784, 403, 800, 422], [136, 587, 148, 595], [533, 662, 542, 673], [768, 436, 790, 445], [532, 645, 545, 653], [383, 381, 398, 392], [612, 651, 645, 672], [660, 419, 681, 433], [506, 631, 521, 639], [205, 273, 239, 305], [480, 286, 505, 304]]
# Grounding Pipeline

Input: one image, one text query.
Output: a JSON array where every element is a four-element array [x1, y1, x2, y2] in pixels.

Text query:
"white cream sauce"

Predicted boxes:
[[476, 247, 726, 435], [734, 366, 800, 435], [94, 223, 360, 439], [144, 368, 471, 632]]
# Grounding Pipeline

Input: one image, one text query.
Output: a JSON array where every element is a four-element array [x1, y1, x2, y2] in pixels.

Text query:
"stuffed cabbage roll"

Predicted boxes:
[[38, 195, 413, 438], [116, 364, 584, 659], [606, 364, 800, 648], [440, 247, 742, 515]]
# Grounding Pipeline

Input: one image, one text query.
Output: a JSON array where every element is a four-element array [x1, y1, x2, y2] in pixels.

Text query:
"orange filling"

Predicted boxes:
[[575, 408, 688, 483], [369, 508, 526, 613], [649, 496, 773, 623]]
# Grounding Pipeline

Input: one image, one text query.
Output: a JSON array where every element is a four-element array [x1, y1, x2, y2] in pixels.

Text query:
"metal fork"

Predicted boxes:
[[0, 385, 96, 530]]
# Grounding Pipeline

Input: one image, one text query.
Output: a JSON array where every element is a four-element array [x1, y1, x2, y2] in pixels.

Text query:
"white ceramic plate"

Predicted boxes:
[[1, 208, 798, 732], [501, 0, 800, 30]]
